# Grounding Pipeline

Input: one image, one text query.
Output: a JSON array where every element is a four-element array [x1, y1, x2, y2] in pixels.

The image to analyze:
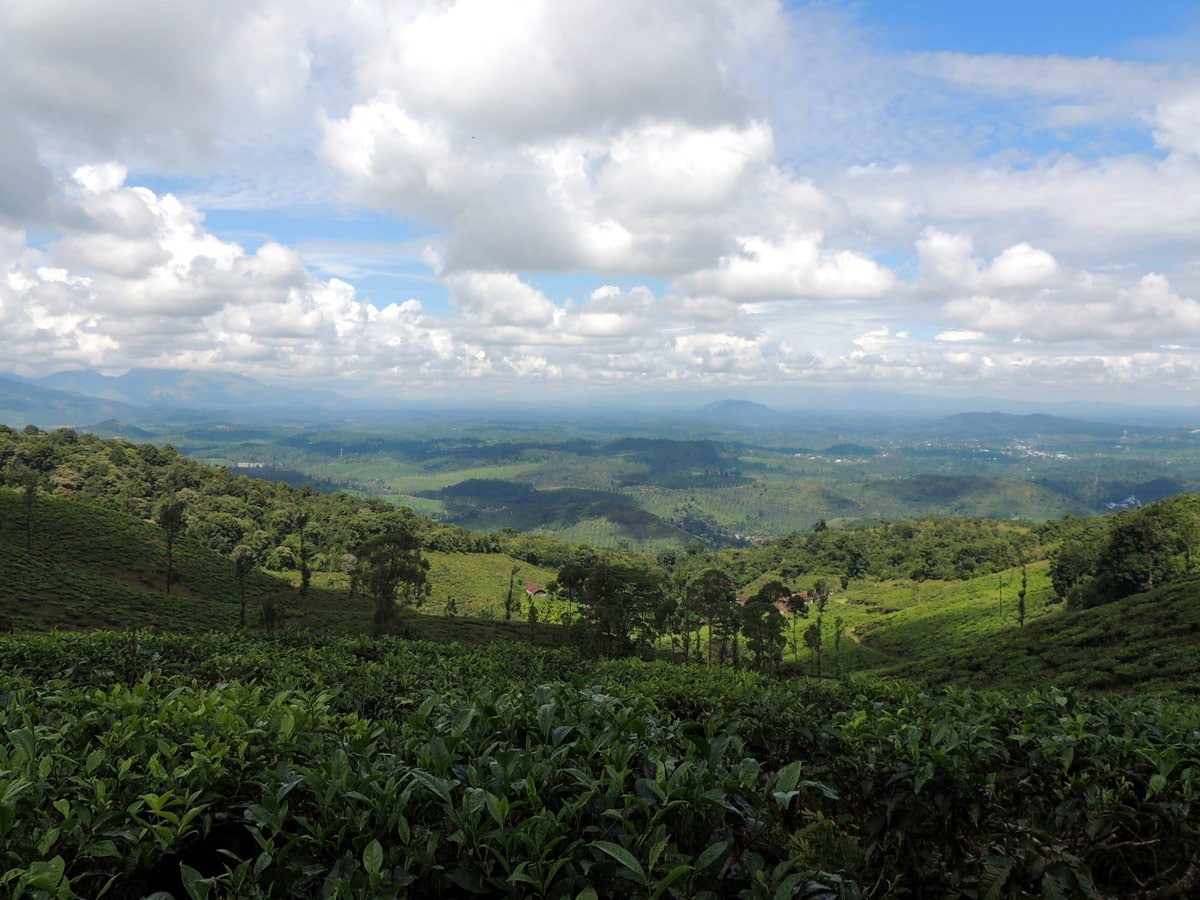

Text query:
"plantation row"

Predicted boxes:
[[2, 632, 1197, 898]]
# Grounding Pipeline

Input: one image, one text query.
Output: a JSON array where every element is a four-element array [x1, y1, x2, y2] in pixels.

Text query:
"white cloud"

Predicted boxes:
[[356, 0, 758, 138], [4, 1, 1200, 404], [1154, 88, 1200, 156], [910, 52, 1171, 123], [917, 229, 1059, 293], [936, 329, 986, 342], [676, 232, 895, 300], [941, 272, 1200, 344], [319, 100, 793, 275], [446, 270, 558, 330]]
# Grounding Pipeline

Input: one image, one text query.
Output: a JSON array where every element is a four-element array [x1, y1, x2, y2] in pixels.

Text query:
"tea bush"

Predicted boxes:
[[1, 632, 1196, 898]]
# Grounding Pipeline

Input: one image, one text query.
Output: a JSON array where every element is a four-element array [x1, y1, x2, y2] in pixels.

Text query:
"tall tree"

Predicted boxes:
[[558, 556, 663, 658], [1049, 537, 1103, 605], [232, 544, 255, 627], [808, 579, 832, 678], [1077, 508, 1181, 608], [350, 531, 431, 637], [154, 494, 187, 596], [1017, 554, 1028, 628], [685, 568, 737, 665], [4, 460, 39, 553], [833, 616, 845, 677], [505, 563, 520, 621], [742, 600, 785, 674]]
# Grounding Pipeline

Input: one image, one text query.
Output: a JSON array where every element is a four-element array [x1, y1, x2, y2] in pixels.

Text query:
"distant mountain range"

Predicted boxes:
[[694, 399, 782, 422], [0, 370, 1192, 437], [0, 369, 354, 428], [0, 375, 145, 428], [23, 368, 348, 410]]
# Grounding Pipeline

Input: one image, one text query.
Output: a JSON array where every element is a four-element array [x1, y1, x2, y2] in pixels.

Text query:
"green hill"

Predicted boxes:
[[0, 488, 276, 632], [0, 490, 561, 643], [4, 420, 1200, 696], [9, 485, 1200, 694], [874, 573, 1200, 693]]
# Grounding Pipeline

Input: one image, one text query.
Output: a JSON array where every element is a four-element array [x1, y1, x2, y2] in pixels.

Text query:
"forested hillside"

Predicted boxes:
[[4, 421, 1200, 692]]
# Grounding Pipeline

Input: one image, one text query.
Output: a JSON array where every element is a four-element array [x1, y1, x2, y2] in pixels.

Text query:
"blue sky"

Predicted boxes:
[[2, 0, 1200, 406], [861, 1, 1200, 58]]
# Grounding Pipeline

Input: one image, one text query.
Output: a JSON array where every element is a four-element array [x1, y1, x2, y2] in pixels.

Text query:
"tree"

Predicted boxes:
[[1017, 555, 1028, 628], [1076, 508, 1181, 609], [505, 563, 520, 621], [685, 569, 737, 665], [1050, 537, 1102, 604], [742, 600, 785, 674], [275, 502, 312, 600], [350, 531, 431, 637], [558, 557, 663, 658], [1172, 499, 1200, 573], [232, 545, 256, 627], [526, 597, 538, 638], [743, 579, 803, 666], [4, 460, 39, 553], [833, 616, 845, 677], [154, 494, 187, 596], [808, 579, 832, 678]]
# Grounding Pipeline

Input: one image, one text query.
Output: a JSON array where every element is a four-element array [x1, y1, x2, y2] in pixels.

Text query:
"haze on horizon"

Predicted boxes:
[[3, 1, 1200, 407]]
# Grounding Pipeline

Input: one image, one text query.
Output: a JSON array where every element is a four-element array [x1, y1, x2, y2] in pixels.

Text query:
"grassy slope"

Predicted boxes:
[[872, 575, 1200, 694], [0, 490, 565, 645], [825, 561, 1200, 694], [0, 489, 277, 632]]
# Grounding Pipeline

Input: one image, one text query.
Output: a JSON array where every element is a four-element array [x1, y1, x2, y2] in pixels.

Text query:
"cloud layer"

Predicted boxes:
[[3, 0, 1200, 404]]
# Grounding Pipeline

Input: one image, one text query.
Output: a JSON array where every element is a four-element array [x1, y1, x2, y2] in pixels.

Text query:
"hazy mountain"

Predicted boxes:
[[29, 368, 350, 411], [0, 374, 145, 429], [1, 368, 367, 429], [692, 399, 783, 425]]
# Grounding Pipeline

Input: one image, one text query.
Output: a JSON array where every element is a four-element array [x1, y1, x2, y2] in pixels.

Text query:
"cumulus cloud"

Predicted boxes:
[[1154, 88, 1200, 155], [0, 173, 443, 380], [446, 271, 558, 331], [319, 101, 787, 275], [917, 229, 1059, 294], [355, 0, 758, 136], [676, 233, 895, 300], [4, 0, 1200, 403], [0, 0, 317, 166], [941, 273, 1200, 344]]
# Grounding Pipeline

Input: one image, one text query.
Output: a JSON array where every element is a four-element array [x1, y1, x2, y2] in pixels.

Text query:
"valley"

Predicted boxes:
[[94, 405, 1200, 552]]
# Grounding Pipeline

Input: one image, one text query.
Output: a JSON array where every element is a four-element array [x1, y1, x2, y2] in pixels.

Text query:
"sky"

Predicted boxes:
[[3, 0, 1200, 407]]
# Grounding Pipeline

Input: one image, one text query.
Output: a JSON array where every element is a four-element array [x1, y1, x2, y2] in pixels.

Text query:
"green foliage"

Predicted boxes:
[[153, 494, 187, 596], [349, 531, 431, 636], [558, 554, 665, 657], [741, 601, 785, 674], [1048, 498, 1197, 610], [0, 632, 1196, 897]]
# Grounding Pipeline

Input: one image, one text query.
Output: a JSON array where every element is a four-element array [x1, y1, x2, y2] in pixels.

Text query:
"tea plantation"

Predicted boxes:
[[2, 632, 1198, 898]]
